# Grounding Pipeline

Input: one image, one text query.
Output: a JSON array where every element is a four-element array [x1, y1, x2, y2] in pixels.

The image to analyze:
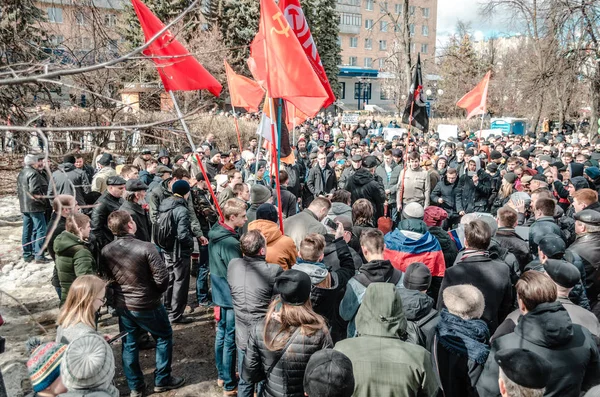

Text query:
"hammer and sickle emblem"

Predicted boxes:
[[271, 12, 290, 37]]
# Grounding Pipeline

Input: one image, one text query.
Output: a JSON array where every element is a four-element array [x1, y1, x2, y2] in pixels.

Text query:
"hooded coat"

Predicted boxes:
[[326, 201, 352, 222], [248, 219, 297, 270], [50, 162, 91, 206], [456, 168, 492, 214], [208, 222, 242, 309], [399, 288, 440, 350], [54, 231, 96, 305], [345, 168, 386, 222], [477, 302, 600, 397], [335, 283, 439, 397]]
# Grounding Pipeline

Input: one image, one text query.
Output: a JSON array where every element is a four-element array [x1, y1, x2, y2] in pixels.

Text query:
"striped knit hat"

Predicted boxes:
[[26, 338, 67, 392]]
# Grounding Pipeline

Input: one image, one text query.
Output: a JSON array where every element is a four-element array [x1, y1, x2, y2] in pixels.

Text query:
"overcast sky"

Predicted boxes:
[[436, 0, 515, 47]]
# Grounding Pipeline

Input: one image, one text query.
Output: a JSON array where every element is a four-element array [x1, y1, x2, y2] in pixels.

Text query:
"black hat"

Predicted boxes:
[[156, 165, 172, 175], [125, 179, 148, 192], [210, 148, 221, 158], [504, 172, 517, 184], [351, 154, 363, 162], [403, 262, 432, 291], [544, 259, 581, 288], [362, 155, 379, 169], [106, 176, 126, 186], [182, 147, 193, 154], [256, 203, 278, 223], [317, 140, 326, 147], [303, 349, 355, 397], [172, 180, 191, 196], [519, 150, 531, 159], [574, 209, 600, 227], [391, 148, 402, 157], [495, 348, 552, 389], [538, 235, 566, 258], [551, 161, 567, 172], [531, 174, 547, 182], [275, 270, 311, 306], [487, 163, 498, 173], [490, 150, 503, 160], [464, 148, 475, 156], [196, 172, 215, 183], [173, 155, 184, 163], [141, 148, 152, 155], [98, 153, 112, 166], [64, 155, 76, 164]]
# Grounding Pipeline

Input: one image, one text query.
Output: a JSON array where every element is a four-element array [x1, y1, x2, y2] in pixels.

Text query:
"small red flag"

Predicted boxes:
[[131, 0, 222, 96], [457, 71, 492, 120], [248, 0, 328, 117], [224, 60, 264, 113], [279, 0, 336, 108]]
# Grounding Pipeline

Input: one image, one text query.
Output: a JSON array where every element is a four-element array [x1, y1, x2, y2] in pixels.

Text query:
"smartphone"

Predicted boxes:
[[325, 218, 338, 230], [107, 331, 128, 344]]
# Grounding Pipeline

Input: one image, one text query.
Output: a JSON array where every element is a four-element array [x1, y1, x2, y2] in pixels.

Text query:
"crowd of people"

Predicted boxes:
[[14, 117, 600, 397]]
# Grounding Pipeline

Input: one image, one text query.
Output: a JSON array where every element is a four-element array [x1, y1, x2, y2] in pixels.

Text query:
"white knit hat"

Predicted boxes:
[[61, 334, 115, 391]]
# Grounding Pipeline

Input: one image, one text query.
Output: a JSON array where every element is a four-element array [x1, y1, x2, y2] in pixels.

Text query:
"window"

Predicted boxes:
[[378, 58, 386, 69], [381, 89, 392, 100], [365, 0, 373, 10], [350, 37, 358, 47], [49, 35, 64, 46], [365, 19, 373, 29], [380, 21, 388, 32], [338, 0, 360, 4], [379, 39, 387, 50], [75, 11, 84, 25], [409, 23, 415, 36], [338, 36, 343, 46], [410, 42, 416, 53], [339, 13, 362, 26], [104, 14, 116, 27], [365, 38, 372, 49], [354, 82, 372, 100], [349, 56, 358, 66], [80, 37, 92, 50], [364, 57, 372, 67], [422, 7, 430, 18], [421, 43, 428, 53], [379, 1, 387, 13], [47, 7, 63, 23], [422, 25, 429, 36], [395, 3, 402, 14], [409, 5, 415, 15], [340, 82, 346, 99]]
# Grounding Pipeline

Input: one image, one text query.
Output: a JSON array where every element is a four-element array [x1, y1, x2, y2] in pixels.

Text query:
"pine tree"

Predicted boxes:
[[310, 0, 341, 100]]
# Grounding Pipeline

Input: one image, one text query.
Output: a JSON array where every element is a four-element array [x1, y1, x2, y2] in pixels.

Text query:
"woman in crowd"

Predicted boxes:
[[490, 172, 517, 216], [242, 270, 332, 397], [56, 275, 108, 344]]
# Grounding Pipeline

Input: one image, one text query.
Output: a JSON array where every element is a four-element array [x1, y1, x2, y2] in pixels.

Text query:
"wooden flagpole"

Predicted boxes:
[[267, 94, 285, 234], [230, 104, 244, 151]]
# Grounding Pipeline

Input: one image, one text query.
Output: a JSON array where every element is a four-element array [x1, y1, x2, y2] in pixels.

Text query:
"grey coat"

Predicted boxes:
[[284, 209, 327, 249], [375, 162, 401, 204], [228, 256, 283, 350], [17, 165, 47, 213], [50, 163, 90, 206]]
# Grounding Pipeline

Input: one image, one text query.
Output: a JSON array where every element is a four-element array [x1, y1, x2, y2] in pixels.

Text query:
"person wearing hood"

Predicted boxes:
[[293, 229, 355, 343], [456, 157, 492, 215], [430, 167, 459, 227], [340, 229, 403, 338], [334, 283, 439, 397], [432, 285, 490, 397], [157, 180, 195, 324], [438, 220, 513, 334], [375, 150, 402, 220], [228, 230, 283, 397], [50, 155, 91, 207], [585, 166, 600, 193], [209, 199, 246, 395], [477, 271, 600, 397], [157, 148, 172, 168], [399, 263, 440, 349], [423, 206, 458, 269], [242, 184, 272, 234], [247, 203, 297, 270], [397, 151, 431, 210], [345, 155, 385, 223], [326, 189, 353, 222]]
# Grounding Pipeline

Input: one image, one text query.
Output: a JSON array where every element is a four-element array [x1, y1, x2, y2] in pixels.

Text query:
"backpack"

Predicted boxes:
[[153, 208, 176, 251], [405, 309, 439, 348]]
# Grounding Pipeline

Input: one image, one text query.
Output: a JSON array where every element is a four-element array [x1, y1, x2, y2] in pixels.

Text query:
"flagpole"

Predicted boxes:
[[169, 90, 224, 221], [230, 104, 244, 151], [267, 94, 285, 234], [478, 112, 484, 152]]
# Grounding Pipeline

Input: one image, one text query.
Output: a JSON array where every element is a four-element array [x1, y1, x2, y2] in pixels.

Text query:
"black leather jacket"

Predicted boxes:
[[91, 192, 123, 249], [568, 232, 600, 304]]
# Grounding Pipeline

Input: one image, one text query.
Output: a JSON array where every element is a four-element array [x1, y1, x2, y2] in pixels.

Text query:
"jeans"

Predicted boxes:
[[215, 307, 237, 391], [163, 253, 191, 322], [237, 347, 254, 397], [196, 245, 210, 304], [22, 212, 47, 260], [117, 305, 173, 391]]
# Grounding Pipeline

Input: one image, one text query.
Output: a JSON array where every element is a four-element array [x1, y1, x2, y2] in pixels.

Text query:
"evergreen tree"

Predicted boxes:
[[310, 0, 341, 100]]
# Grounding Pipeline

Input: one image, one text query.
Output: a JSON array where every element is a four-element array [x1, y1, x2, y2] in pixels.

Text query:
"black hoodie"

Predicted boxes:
[[345, 168, 386, 222]]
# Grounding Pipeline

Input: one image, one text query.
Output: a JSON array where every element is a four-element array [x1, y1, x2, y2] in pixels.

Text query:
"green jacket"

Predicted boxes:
[[208, 222, 241, 308], [54, 231, 96, 305], [334, 283, 439, 397]]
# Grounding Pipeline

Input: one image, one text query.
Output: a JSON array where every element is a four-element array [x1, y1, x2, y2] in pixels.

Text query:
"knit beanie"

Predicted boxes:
[[26, 338, 67, 392], [256, 203, 278, 223], [303, 349, 355, 397], [504, 172, 517, 184], [63, 155, 76, 165], [402, 202, 425, 220], [172, 180, 191, 197], [423, 206, 448, 227], [61, 334, 115, 391], [250, 184, 271, 205], [403, 262, 432, 291], [585, 166, 600, 180]]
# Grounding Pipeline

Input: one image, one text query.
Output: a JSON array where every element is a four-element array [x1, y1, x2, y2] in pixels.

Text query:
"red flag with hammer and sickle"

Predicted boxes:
[[131, 0, 222, 96], [248, 0, 328, 117]]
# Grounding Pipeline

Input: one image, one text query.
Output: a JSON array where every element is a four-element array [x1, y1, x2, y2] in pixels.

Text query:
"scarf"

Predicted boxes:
[[437, 309, 490, 365], [460, 249, 489, 261]]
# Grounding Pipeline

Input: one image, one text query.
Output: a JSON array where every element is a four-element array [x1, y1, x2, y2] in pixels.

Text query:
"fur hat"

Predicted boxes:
[[443, 285, 485, 320]]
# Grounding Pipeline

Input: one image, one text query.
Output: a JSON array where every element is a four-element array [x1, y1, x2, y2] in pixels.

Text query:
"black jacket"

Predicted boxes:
[[399, 288, 439, 350], [428, 226, 458, 270], [529, 216, 564, 254], [439, 253, 513, 333], [278, 188, 297, 219], [430, 176, 458, 215], [456, 169, 492, 213], [242, 319, 332, 397], [90, 192, 123, 250], [306, 164, 337, 197], [568, 232, 600, 305], [17, 165, 47, 213], [158, 195, 195, 257], [494, 227, 532, 271], [191, 187, 218, 236], [345, 168, 386, 222], [477, 302, 600, 397], [50, 163, 90, 206], [323, 234, 363, 271], [102, 234, 168, 311], [119, 200, 152, 242]]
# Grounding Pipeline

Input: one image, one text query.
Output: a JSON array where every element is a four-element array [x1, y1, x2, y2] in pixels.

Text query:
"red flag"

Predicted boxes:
[[131, 0, 222, 96], [456, 71, 492, 120], [224, 60, 264, 113], [279, 0, 336, 108], [248, 0, 328, 117]]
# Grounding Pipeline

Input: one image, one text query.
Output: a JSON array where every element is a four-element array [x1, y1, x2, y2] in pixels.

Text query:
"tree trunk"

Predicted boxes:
[[402, 0, 411, 92], [532, 94, 544, 134]]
